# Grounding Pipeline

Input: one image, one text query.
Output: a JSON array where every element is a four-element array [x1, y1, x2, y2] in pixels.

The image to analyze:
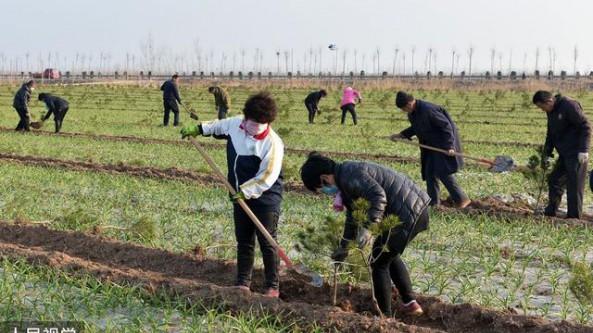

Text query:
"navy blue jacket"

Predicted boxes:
[[544, 95, 591, 159], [400, 100, 463, 180], [334, 161, 431, 248], [160, 80, 182, 103], [39, 93, 69, 120]]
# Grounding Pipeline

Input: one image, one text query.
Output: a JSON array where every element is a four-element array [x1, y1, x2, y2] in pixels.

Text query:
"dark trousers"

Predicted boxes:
[[234, 206, 279, 290], [305, 103, 317, 124], [545, 156, 587, 219], [217, 106, 228, 120], [370, 208, 428, 317], [340, 103, 357, 125], [163, 100, 180, 126], [15, 108, 30, 131], [53, 107, 69, 133], [425, 156, 467, 205]]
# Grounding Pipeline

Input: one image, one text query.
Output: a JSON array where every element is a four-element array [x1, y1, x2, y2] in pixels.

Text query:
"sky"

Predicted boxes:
[[2, 0, 593, 75]]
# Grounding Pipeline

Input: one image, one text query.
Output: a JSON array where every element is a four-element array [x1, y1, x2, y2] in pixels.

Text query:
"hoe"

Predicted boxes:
[[392, 138, 515, 172], [187, 136, 324, 287]]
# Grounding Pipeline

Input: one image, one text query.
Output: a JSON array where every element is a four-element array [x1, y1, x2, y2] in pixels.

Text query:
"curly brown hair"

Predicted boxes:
[[243, 92, 277, 124]]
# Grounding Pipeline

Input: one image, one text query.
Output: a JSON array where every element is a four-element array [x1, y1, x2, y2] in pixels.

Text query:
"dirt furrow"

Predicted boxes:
[[0, 222, 590, 332]]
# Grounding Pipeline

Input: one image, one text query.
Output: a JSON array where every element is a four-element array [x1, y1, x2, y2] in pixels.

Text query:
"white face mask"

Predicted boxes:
[[30, 87, 35, 91], [244, 120, 267, 136]]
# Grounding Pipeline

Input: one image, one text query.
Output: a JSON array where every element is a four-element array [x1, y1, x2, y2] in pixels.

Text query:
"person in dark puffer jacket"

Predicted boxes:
[[300, 151, 431, 319], [533, 90, 591, 219], [38, 93, 70, 133], [13, 80, 37, 131]]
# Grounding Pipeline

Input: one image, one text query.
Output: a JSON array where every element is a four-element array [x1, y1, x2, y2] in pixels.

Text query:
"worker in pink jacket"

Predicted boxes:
[[340, 87, 362, 125]]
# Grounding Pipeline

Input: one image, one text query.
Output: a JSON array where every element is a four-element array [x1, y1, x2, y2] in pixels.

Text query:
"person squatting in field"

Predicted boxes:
[[13, 80, 37, 132], [533, 90, 591, 219], [38, 93, 69, 133], [340, 87, 362, 125], [390, 91, 470, 209], [300, 152, 430, 318], [181, 92, 284, 298], [160, 74, 182, 126], [304, 89, 327, 124], [208, 86, 231, 120]]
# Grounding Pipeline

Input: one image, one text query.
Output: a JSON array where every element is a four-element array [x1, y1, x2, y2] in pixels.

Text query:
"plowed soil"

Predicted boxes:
[[1, 222, 591, 332]]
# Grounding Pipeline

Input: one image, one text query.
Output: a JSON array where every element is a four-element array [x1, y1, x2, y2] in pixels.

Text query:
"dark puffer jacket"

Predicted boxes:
[[39, 93, 69, 120], [334, 161, 431, 248], [544, 94, 591, 158], [13, 84, 32, 111]]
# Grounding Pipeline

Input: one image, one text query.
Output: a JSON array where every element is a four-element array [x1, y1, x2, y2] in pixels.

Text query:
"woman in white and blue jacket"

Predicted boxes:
[[181, 92, 284, 298]]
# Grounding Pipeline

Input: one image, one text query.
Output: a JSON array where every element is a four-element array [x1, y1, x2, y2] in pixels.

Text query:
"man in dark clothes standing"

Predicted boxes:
[[304, 89, 327, 124], [13, 80, 37, 131], [390, 91, 470, 208], [533, 90, 591, 219], [38, 93, 69, 133], [208, 86, 231, 120], [160, 75, 182, 126]]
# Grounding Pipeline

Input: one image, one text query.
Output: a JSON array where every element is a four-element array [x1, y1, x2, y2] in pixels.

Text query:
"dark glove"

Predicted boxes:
[[230, 191, 246, 202], [540, 156, 551, 170], [331, 247, 349, 262], [355, 228, 374, 248]]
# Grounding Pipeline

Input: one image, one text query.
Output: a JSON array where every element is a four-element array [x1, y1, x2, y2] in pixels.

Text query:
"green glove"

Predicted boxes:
[[180, 124, 199, 139], [230, 191, 246, 202]]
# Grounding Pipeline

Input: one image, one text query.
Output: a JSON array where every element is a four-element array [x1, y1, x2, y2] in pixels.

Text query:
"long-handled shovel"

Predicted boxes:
[[187, 136, 324, 287], [181, 103, 199, 120], [392, 138, 515, 172]]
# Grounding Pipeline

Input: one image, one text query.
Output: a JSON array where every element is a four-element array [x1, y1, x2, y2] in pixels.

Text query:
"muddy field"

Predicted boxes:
[[1, 222, 591, 333]]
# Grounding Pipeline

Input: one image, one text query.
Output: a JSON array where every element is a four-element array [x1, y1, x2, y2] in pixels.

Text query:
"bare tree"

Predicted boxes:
[[392, 46, 399, 75], [284, 50, 290, 74], [376, 47, 381, 74], [490, 47, 496, 74], [275, 51, 280, 75], [497, 52, 503, 73], [410, 45, 416, 74], [547, 46, 554, 72], [342, 49, 348, 75], [354, 49, 358, 73], [573, 45, 578, 75], [507, 48, 513, 74], [467, 45, 474, 76], [427, 48, 433, 73], [535, 47, 540, 73]]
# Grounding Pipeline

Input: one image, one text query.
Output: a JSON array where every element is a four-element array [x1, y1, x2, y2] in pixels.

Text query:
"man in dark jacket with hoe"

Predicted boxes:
[[300, 152, 430, 319], [391, 91, 470, 208], [533, 90, 591, 219], [38, 93, 69, 133], [160, 75, 182, 126], [208, 86, 231, 120], [304, 89, 327, 124], [13, 80, 37, 131]]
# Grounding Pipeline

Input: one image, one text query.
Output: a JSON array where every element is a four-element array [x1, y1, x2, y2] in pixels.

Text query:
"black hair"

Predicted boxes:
[[532, 90, 553, 104], [300, 151, 337, 192], [243, 91, 277, 123], [26, 80, 36, 87], [208, 86, 217, 93], [38, 93, 48, 101], [395, 91, 414, 108], [320, 89, 327, 97], [172, 74, 179, 79]]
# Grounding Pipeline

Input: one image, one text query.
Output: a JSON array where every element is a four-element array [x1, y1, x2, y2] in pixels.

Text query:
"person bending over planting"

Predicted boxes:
[[181, 92, 284, 298], [38, 93, 69, 133], [304, 89, 327, 124], [390, 91, 470, 209], [340, 87, 362, 125], [300, 152, 430, 318], [208, 86, 231, 120]]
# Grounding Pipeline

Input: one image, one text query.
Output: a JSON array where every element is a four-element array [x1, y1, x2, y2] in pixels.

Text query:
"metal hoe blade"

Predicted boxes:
[[489, 156, 516, 172]]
